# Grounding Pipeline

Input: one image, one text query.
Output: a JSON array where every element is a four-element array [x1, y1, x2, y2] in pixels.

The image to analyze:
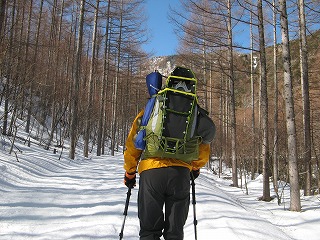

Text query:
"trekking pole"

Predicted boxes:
[[119, 187, 132, 240], [190, 173, 198, 240]]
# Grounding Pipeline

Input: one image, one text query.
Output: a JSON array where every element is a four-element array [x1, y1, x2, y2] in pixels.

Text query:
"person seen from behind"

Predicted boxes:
[[123, 67, 215, 240]]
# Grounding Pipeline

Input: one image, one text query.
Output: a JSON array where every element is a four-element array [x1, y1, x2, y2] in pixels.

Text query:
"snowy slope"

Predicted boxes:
[[1, 138, 319, 240]]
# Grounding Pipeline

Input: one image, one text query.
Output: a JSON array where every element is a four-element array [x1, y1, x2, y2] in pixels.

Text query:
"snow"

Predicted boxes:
[[1, 127, 320, 239]]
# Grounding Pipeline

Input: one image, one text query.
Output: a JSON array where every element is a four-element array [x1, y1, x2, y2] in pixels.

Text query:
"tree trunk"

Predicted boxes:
[[227, 0, 238, 187], [97, 0, 111, 156], [25, 0, 42, 134], [0, 0, 6, 39], [272, 0, 279, 197], [219, 73, 223, 178], [250, 0, 256, 180], [45, 0, 59, 150], [2, 0, 16, 136], [298, 0, 312, 196], [279, 0, 301, 211], [84, 0, 100, 158], [111, 0, 124, 156], [69, 0, 85, 159], [257, 0, 270, 201]]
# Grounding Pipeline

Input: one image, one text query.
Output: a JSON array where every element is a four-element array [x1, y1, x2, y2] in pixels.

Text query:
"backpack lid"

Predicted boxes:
[[171, 66, 196, 79], [166, 67, 197, 94]]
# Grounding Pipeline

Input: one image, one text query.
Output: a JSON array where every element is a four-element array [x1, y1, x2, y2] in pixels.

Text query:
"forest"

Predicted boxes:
[[1, 0, 320, 212]]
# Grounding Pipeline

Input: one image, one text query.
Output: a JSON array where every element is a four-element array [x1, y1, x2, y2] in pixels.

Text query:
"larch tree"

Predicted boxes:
[[298, 0, 312, 196], [2, 0, 17, 136], [279, 0, 301, 212], [0, 0, 6, 39], [84, 0, 100, 158], [110, 0, 124, 156], [250, 0, 257, 181], [257, 0, 270, 201], [226, 0, 238, 187], [25, 0, 43, 134], [97, 0, 112, 156], [272, 0, 279, 200], [69, 0, 85, 160]]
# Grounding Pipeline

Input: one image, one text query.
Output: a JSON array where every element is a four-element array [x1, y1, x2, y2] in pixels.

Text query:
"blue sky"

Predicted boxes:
[[143, 0, 180, 57]]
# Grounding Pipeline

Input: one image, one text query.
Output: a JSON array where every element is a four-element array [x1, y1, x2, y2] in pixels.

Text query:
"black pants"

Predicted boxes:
[[138, 167, 190, 240]]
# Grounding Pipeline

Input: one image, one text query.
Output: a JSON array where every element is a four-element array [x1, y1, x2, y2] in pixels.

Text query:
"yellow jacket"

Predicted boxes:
[[124, 110, 211, 174]]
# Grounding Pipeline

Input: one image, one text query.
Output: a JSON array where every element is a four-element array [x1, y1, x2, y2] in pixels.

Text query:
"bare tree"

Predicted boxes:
[[0, 0, 6, 43], [298, 0, 312, 196], [45, 0, 62, 150], [25, 0, 43, 134], [257, 0, 271, 201], [250, 0, 257, 181], [97, 0, 112, 156], [110, 0, 124, 156], [2, 0, 16, 136], [272, 0, 279, 199], [84, 0, 100, 158], [227, 0, 238, 187], [70, 0, 85, 160], [279, 0, 301, 211]]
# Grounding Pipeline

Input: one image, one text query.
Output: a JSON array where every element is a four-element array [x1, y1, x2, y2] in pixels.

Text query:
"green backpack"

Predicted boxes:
[[142, 67, 200, 163]]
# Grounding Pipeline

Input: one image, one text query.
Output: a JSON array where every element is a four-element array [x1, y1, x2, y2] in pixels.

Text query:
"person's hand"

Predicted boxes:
[[124, 172, 136, 188], [190, 169, 200, 180]]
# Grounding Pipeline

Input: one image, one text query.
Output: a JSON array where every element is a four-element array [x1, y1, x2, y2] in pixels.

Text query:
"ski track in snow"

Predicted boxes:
[[0, 144, 318, 239]]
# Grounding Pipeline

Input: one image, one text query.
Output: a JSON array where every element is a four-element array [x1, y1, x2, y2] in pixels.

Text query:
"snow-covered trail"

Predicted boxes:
[[191, 174, 292, 240], [0, 144, 294, 240], [0, 148, 129, 239]]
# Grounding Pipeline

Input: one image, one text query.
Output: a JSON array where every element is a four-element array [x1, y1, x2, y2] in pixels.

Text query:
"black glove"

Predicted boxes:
[[124, 172, 136, 189], [190, 169, 200, 180]]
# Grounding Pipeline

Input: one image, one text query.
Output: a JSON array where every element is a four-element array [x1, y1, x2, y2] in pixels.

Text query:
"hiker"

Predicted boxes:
[[123, 67, 214, 240]]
